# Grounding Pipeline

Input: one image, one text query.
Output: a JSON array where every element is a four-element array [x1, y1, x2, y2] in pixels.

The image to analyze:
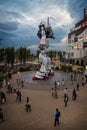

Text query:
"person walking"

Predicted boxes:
[[72, 88, 77, 100], [16, 90, 22, 102], [54, 108, 60, 126], [76, 83, 79, 91], [74, 72, 76, 81], [25, 97, 32, 112], [21, 79, 24, 87], [61, 79, 64, 86], [51, 88, 54, 97], [54, 81, 57, 90], [64, 93, 69, 107], [64, 88, 67, 97], [0, 108, 5, 121], [54, 89, 58, 98], [0, 91, 6, 103], [71, 74, 73, 81]]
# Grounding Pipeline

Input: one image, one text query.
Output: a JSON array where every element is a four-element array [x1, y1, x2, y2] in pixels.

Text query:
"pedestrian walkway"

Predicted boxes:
[[0, 72, 87, 130]]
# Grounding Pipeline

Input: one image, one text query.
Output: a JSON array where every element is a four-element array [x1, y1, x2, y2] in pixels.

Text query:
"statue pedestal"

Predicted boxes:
[[32, 73, 49, 80]]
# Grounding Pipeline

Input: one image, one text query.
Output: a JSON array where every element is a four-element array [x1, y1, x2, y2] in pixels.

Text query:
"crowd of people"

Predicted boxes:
[[0, 71, 87, 128], [51, 73, 87, 127], [0, 75, 32, 123]]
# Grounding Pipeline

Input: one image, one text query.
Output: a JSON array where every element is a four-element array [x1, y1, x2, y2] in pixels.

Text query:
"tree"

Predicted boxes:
[[5, 47, 15, 66], [48, 50, 54, 61], [26, 48, 31, 61], [15, 47, 31, 64], [58, 51, 63, 61], [0, 48, 5, 62]]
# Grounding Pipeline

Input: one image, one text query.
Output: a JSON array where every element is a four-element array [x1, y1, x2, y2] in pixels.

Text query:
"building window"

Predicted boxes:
[[71, 52, 74, 57], [74, 37, 78, 42]]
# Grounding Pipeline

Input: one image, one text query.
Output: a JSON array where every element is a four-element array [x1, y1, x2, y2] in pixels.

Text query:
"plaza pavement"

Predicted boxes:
[[0, 72, 87, 130]]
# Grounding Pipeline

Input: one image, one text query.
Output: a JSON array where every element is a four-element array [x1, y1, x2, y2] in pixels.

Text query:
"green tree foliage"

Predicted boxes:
[[5, 47, 15, 65], [0, 48, 5, 62], [58, 51, 63, 61], [48, 50, 57, 61], [15, 47, 31, 64], [48, 50, 54, 61]]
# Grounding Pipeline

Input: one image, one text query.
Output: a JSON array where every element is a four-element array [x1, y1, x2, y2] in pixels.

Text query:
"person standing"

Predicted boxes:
[[54, 108, 60, 126], [64, 88, 67, 97], [54, 81, 57, 90], [72, 88, 77, 100], [21, 79, 24, 87], [0, 91, 6, 103], [74, 72, 76, 81], [54, 81, 58, 98], [16, 90, 22, 102], [64, 94, 69, 107], [76, 83, 79, 91], [61, 79, 64, 86], [51, 88, 54, 97], [25, 97, 32, 112], [71, 74, 73, 81], [0, 108, 5, 121], [54, 89, 58, 98]]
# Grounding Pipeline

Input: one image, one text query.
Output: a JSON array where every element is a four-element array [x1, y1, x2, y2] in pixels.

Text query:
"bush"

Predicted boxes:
[[55, 66, 59, 70], [61, 65, 72, 72], [19, 67, 30, 72]]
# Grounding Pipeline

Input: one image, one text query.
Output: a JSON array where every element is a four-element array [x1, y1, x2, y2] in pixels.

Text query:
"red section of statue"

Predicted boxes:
[[32, 75, 49, 80]]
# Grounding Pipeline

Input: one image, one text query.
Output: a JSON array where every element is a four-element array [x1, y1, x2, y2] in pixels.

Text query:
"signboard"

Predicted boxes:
[[67, 45, 72, 50], [73, 43, 78, 49], [84, 34, 87, 40], [85, 65, 87, 70], [75, 21, 87, 31], [78, 42, 83, 48], [78, 36, 83, 41]]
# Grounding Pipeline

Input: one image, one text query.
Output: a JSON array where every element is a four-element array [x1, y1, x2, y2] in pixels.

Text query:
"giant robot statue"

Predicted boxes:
[[33, 17, 55, 80]]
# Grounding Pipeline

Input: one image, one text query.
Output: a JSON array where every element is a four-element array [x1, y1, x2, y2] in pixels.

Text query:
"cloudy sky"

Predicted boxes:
[[0, 0, 87, 53]]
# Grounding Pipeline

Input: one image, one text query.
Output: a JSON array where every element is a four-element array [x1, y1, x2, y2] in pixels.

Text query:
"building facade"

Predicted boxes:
[[66, 8, 87, 66]]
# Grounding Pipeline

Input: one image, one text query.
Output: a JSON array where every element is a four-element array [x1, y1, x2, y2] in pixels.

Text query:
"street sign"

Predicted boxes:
[[67, 45, 72, 50]]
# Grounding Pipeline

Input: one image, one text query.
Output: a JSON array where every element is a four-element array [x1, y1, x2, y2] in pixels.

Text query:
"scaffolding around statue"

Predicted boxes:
[[33, 17, 55, 80]]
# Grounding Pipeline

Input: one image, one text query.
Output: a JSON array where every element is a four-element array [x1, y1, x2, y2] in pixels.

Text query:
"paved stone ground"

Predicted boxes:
[[0, 72, 87, 130]]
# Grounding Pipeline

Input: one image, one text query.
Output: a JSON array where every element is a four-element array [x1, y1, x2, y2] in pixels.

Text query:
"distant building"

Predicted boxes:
[[66, 8, 87, 66]]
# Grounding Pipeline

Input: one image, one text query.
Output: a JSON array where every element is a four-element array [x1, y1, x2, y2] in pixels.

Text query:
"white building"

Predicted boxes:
[[66, 8, 87, 65]]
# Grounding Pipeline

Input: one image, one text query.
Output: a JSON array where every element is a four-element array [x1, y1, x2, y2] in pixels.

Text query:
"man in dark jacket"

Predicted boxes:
[[54, 108, 60, 126]]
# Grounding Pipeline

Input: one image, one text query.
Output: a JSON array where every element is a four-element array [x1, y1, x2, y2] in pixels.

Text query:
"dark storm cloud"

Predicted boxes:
[[0, 22, 19, 32], [67, 0, 87, 20]]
